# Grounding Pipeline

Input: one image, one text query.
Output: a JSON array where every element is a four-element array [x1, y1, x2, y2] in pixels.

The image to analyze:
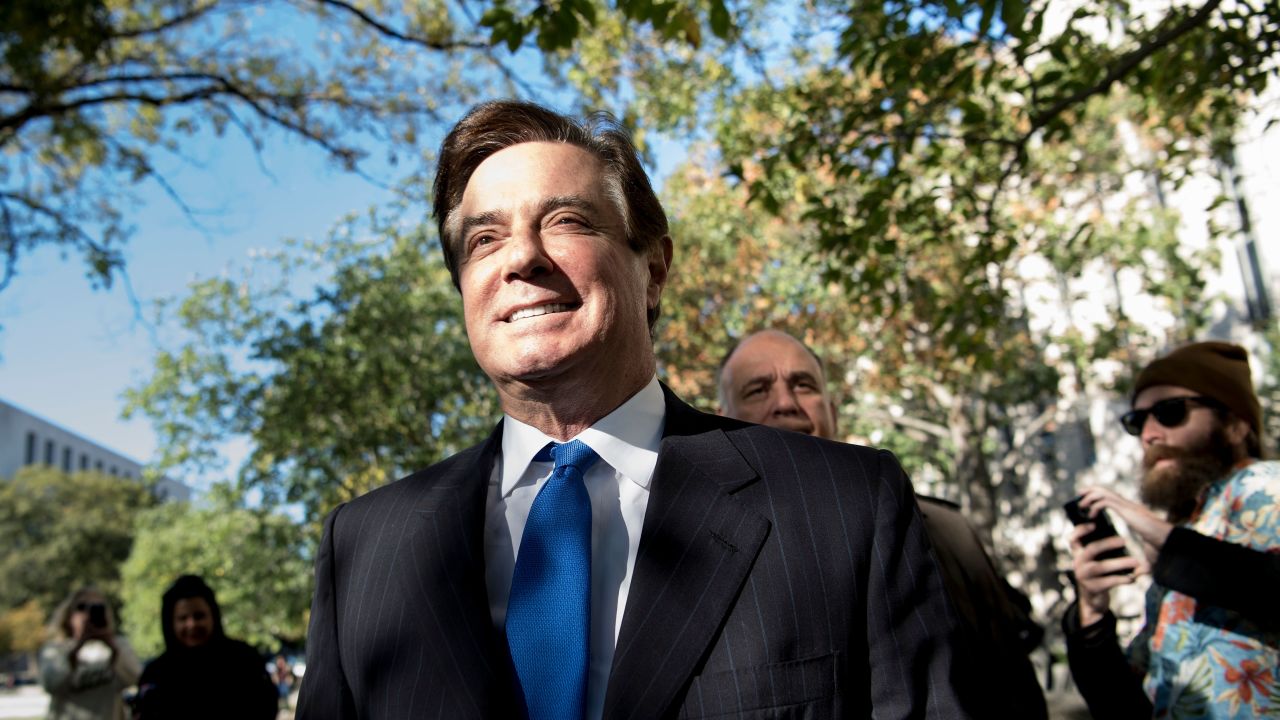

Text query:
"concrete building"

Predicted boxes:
[[0, 397, 190, 501]]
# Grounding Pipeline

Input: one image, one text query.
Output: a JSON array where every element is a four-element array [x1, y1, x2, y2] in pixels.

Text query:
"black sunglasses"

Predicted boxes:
[[75, 602, 106, 612], [1120, 396, 1224, 436]]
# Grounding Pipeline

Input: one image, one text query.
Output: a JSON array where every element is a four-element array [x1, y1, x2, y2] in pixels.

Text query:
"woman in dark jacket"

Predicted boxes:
[[134, 575, 277, 720]]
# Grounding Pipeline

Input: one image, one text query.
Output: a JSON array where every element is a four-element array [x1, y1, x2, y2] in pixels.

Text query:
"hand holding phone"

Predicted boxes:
[[1063, 495, 1130, 566]]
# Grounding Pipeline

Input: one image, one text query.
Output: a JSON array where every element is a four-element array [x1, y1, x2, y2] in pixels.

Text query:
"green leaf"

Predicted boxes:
[[709, 0, 731, 39], [1000, 0, 1026, 39]]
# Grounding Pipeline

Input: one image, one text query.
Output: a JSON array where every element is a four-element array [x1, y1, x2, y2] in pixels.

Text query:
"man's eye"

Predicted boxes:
[[551, 215, 588, 229]]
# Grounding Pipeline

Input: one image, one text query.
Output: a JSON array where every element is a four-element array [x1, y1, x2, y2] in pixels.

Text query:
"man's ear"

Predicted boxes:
[[827, 398, 839, 437], [1225, 416, 1251, 453], [646, 235, 674, 308]]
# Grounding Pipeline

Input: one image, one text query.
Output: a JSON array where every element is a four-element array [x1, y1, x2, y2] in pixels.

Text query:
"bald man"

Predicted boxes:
[[718, 329, 1048, 720]]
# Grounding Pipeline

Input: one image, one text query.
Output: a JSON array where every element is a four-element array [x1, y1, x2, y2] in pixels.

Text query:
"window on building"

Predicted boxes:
[[62, 447, 72, 472], [109, 466, 117, 476], [44, 440, 55, 465], [80, 454, 89, 470], [25, 432, 37, 464], [95, 460, 103, 471]]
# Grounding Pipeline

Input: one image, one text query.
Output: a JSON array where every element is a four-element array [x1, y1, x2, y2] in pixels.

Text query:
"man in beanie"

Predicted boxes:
[[1063, 341, 1279, 718]]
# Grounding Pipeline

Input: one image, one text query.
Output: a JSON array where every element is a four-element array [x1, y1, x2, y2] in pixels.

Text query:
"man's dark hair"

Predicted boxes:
[[432, 100, 669, 328]]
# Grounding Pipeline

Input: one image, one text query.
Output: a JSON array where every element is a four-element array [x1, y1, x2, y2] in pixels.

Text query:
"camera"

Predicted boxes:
[[87, 603, 108, 629]]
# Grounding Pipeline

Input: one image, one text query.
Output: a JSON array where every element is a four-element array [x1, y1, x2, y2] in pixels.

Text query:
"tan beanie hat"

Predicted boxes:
[[1132, 341, 1261, 438]]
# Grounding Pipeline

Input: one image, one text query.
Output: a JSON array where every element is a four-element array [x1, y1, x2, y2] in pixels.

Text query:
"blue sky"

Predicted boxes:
[[0, 128, 396, 471]]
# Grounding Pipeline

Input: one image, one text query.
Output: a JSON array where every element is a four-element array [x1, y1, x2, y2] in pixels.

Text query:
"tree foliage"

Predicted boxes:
[[0, 600, 46, 656], [0, 466, 157, 614], [124, 209, 497, 523], [661, 84, 1225, 527], [119, 484, 311, 657], [611, 0, 1275, 543]]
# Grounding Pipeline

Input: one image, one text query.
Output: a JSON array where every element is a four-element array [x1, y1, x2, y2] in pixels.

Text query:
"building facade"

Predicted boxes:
[[0, 397, 189, 501]]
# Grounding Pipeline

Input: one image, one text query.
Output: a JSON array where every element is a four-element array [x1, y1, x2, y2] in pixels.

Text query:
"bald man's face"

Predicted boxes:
[[719, 332, 837, 439]]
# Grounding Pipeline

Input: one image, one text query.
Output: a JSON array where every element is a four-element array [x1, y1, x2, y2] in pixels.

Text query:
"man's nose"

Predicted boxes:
[[503, 227, 553, 281], [772, 387, 801, 415], [1140, 413, 1163, 447]]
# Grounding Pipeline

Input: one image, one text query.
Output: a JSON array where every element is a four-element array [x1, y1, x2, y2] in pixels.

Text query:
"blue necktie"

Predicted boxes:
[[506, 440, 600, 720]]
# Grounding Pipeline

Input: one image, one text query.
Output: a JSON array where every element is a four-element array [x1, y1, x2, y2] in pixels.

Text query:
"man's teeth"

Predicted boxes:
[[509, 303, 574, 322]]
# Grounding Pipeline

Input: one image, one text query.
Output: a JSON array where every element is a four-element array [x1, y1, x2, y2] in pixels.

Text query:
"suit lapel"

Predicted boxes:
[[603, 389, 771, 720], [397, 425, 518, 714]]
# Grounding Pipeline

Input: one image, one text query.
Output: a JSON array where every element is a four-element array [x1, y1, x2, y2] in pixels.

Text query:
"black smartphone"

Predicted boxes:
[[88, 603, 108, 629], [1063, 496, 1129, 564]]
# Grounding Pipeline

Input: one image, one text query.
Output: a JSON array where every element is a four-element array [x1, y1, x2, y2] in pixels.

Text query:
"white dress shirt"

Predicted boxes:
[[484, 376, 664, 720]]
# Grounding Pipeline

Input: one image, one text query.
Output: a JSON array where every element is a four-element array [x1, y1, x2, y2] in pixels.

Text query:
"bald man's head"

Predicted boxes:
[[717, 330, 838, 439]]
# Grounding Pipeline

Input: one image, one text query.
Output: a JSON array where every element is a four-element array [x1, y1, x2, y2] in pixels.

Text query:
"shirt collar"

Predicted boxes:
[[500, 375, 665, 497]]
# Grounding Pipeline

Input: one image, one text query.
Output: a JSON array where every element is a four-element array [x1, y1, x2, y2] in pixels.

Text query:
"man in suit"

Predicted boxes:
[[297, 100, 970, 719], [717, 329, 1048, 718]]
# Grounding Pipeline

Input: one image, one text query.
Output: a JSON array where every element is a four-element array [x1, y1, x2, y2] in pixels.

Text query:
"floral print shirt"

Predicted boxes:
[[1135, 460, 1280, 718]]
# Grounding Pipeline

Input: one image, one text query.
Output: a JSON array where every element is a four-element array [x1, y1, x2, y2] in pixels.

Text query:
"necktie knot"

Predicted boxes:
[[547, 439, 600, 475]]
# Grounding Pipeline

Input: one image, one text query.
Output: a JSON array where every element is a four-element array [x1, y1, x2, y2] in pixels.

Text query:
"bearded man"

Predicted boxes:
[[1064, 341, 1280, 719]]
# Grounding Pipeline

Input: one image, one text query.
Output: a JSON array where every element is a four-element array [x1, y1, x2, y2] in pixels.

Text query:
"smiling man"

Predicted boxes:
[[1064, 341, 1280, 719], [297, 101, 969, 720]]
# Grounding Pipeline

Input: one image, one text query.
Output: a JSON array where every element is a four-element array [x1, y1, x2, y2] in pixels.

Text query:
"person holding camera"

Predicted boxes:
[[133, 575, 276, 720], [1064, 342, 1280, 718], [38, 587, 142, 720]]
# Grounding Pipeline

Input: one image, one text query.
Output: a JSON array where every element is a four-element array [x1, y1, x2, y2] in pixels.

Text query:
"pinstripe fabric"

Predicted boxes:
[[297, 386, 970, 719]]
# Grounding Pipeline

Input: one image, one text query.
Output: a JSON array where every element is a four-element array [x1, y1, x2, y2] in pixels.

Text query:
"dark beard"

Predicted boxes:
[[1140, 424, 1236, 524]]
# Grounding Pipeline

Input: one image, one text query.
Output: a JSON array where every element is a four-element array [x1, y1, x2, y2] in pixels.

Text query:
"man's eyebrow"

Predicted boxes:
[[539, 195, 602, 218], [458, 196, 602, 240], [787, 371, 821, 384], [740, 372, 776, 389], [459, 210, 507, 240]]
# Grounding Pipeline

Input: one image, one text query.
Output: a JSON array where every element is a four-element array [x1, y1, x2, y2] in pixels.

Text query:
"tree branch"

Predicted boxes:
[[0, 189, 123, 285], [0, 195, 18, 292], [111, 1, 220, 40], [973, 0, 1227, 241], [1028, 0, 1226, 132], [307, 0, 490, 50], [1, 74, 366, 167], [856, 406, 952, 439], [1, 86, 221, 137]]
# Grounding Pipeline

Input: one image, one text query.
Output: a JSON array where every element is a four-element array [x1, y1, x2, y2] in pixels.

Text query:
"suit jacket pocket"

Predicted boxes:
[[677, 653, 839, 719]]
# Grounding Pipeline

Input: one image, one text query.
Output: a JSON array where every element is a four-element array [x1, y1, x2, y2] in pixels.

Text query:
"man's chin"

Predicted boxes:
[[1140, 464, 1176, 500], [1141, 456, 1227, 523]]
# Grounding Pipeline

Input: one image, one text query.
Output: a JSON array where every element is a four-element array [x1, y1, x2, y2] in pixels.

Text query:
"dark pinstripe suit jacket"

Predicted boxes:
[[297, 387, 970, 719]]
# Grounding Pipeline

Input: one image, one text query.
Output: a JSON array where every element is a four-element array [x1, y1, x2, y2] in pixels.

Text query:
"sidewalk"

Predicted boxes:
[[0, 686, 48, 720]]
